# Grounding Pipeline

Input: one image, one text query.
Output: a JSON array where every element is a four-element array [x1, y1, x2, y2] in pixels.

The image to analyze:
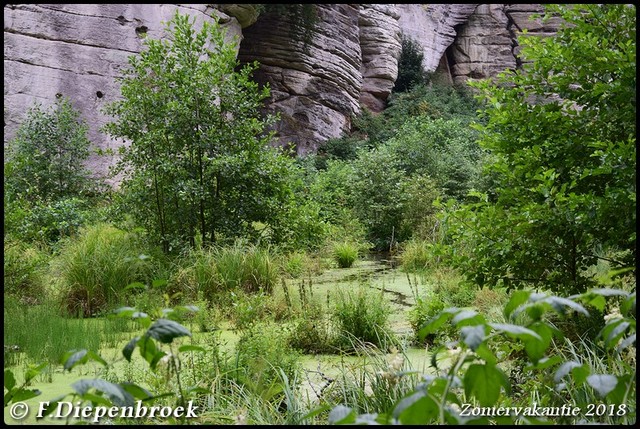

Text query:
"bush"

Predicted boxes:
[[393, 36, 426, 93], [56, 223, 162, 316], [408, 294, 448, 345], [385, 116, 482, 201], [230, 290, 272, 330], [6, 197, 93, 245], [332, 241, 359, 268], [287, 314, 335, 355], [332, 285, 393, 351], [4, 97, 94, 203]]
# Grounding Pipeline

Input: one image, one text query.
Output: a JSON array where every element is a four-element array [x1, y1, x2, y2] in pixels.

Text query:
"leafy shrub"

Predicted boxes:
[[281, 200, 331, 251], [431, 268, 477, 308], [287, 314, 335, 355], [56, 223, 162, 316], [473, 286, 508, 318], [4, 97, 94, 203], [332, 241, 359, 268], [393, 35, 426, 93], [385, 116, 482, 201], [332, 286, 393, 351], [408, 294, 449, 345], [400, 239, 433, 272], [6, 197, 93, 245], [348, 148, 406, 250], [230, 290, 272, 330], [398, 173, 441, 240]]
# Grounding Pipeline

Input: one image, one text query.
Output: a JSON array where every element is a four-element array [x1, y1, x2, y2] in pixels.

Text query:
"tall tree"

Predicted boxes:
[[443, 4, 636, 293], [103, 12, 294, 253]]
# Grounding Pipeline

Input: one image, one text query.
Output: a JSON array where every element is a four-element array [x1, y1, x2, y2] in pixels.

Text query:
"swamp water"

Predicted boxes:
[[5, 256, 446, 424]]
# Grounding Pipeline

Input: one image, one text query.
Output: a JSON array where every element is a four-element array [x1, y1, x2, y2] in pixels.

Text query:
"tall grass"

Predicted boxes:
[[332, 241, 359, 268], [399, 238, 433, 272], [332, 285, 394, 351], [3, 239, 49, 304], [323, 339, 418, 415], [3, 295, 134, 366], [55, 223, 162, 316]]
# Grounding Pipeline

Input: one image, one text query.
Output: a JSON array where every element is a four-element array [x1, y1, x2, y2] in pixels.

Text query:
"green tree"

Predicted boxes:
[[4, 97, 100, 243], [103, 11, 294, 253], [393, 36, 426, 93], [443, 4, 636, 293], [5, 97, 93, 203]]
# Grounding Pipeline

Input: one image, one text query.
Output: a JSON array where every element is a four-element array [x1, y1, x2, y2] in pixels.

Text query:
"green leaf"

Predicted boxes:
[[489, 323, 542, 341], [419, 311, 455, 340], [393, 390, 439, 424], [452, 309, 485, 327], [71, 379, 135, 407], [145, 318, 191, 344], [87, 351, 108, 368], [124, 282, 147, 291], [11, 388, 42, 403], [328, 405, 356, 424], [4, 369, 16, 392], [464, 363, 508, 406], [543, 296, 589, 316], [474, 342, 497, 365], [63, 349, 88, 371], [152, 279, 168, 289], [504, 290, 531, 319], [460, 325, 487, 351], [616, 333, 635, 353], [120, 382, 153, 400], [603, 320, 631, 349], [586, 374, 618, 398], [554, 361, 582, 383], [525, 355, 563, 371], [25, 363, 48, 383], [123, 336, 140, 362]]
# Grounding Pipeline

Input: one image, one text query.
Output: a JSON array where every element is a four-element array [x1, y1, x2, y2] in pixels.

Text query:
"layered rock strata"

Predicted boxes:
[[4, 3, 560, 175]]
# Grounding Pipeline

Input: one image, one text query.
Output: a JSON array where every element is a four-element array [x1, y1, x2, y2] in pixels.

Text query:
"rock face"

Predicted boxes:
[[4, 3, 560, 175], [237, 4, 363, 155], [397, 4, 479, 73], [358, 4, 402, 113]]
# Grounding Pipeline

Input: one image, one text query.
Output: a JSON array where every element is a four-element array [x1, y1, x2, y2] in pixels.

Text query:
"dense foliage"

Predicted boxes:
[[103, 12, 295, 253], [3, 4, 636, 426], [442, 4, 636, 294], [4, 98, 101, 244], [393, 36, 426, 93]]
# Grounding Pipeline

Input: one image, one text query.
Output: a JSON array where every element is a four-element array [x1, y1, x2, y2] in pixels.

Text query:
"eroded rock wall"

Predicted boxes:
[[4, 3, 559, 174]]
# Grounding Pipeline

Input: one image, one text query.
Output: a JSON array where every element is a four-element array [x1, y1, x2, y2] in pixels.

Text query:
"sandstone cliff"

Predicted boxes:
[[3, 4, 561, 179]]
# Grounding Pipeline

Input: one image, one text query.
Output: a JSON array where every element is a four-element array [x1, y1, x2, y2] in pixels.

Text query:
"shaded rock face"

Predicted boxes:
[[237, 4, 363, 155], [4, 3, 559, 174], [237, 4, 402, 154]]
